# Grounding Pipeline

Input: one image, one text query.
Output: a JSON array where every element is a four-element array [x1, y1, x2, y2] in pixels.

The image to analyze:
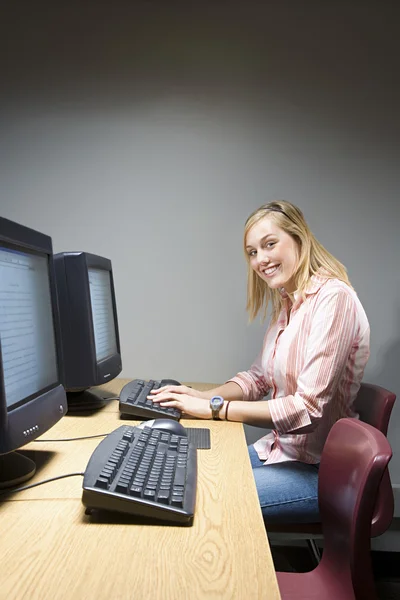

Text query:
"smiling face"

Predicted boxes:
[[245, 216, 300, 293]]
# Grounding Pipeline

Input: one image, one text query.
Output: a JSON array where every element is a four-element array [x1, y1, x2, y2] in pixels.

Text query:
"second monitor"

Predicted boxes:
[[54, 252, 122, 411]]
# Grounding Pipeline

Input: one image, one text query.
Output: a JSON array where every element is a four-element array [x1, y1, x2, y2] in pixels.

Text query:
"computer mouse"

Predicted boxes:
[[145, 418, 187, 437], [160, 379, 181, 387]]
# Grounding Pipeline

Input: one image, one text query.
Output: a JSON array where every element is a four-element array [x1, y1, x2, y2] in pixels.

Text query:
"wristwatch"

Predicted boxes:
[[210, 395, 224, 420]]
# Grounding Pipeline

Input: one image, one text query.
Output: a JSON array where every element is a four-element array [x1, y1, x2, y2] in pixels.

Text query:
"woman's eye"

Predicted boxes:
[[248, 250, 256, 257], [266, 242, 276, 249]]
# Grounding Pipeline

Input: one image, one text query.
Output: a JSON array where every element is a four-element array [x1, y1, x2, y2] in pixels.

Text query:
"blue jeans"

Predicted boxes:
[[248, 444, 320, 524]]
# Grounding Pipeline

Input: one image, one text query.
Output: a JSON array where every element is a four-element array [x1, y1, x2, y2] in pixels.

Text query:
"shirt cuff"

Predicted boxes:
[[268, 394, 313, 433], [226, 372, 268, 401], [225, 375, 249, 400]]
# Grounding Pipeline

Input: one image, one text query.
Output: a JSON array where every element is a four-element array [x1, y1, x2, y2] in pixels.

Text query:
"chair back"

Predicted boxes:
[[318, 418, 392, 600], [354, 382, 396, 536]]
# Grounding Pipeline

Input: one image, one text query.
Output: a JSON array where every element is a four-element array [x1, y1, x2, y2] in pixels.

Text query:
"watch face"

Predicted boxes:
[[210, 396, 224, 410]]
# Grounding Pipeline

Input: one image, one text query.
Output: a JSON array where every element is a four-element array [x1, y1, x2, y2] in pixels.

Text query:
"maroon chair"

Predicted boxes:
[[354, 383, 395, 536], [276, 418, 393, 600], [267, 383, 396, 554]]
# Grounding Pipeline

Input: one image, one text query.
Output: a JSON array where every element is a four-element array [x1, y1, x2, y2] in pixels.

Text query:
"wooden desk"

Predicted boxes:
[[0, 380, 281, 600]]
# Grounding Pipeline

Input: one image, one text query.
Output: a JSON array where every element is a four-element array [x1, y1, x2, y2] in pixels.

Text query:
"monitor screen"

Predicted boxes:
[[88, 268, 118, 363], [1, 247, 58, 409], [0, 217, 67, 489], [54, 252, 122, 411]]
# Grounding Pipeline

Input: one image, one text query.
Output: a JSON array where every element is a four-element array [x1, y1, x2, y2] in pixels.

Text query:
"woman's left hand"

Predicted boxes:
[[149, 388, 212, 419]]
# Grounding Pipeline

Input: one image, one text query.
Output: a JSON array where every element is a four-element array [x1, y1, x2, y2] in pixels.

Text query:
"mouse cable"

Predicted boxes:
[[0, 472, 84, 496], [34, 433, 111, 442]]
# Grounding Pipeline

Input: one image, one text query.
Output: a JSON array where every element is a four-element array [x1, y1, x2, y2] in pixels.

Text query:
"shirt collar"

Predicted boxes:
[[280, 268, 330, 303]]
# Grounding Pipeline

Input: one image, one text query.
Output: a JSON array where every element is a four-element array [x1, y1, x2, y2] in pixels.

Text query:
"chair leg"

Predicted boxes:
[[306, 538, 322, 566]]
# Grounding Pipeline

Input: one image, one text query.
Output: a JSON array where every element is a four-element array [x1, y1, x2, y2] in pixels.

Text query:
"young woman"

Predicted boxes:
[[150, 200, 370, 523]]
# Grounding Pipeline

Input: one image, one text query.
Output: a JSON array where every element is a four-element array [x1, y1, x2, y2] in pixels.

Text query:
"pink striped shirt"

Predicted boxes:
[[228, 272, 370, 465]]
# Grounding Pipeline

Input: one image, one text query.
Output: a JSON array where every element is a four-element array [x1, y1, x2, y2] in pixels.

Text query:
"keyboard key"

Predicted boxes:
[[95, 476, 109, 489]]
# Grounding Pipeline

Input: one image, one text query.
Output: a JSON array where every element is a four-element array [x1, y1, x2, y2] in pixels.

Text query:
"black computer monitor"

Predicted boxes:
[[53, 252, 122, 411], [0, 217, 68, 489]]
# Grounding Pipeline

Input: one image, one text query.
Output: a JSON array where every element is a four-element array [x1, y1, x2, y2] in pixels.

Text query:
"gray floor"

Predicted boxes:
[[270, 545, 400, 600], [376, 581, 400, 600]]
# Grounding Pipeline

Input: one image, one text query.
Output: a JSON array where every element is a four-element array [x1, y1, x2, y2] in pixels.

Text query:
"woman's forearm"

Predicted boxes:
[[199, 381, 244, 401], [222, 400, 274, 428]]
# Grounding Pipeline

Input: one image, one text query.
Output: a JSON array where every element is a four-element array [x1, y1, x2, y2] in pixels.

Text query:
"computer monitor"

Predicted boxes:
[[53, 252, 122, 411], [0, 217, 68, 489]]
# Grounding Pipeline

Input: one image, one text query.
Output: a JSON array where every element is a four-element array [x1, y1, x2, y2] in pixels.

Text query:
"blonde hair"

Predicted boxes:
[[244, 200, 351, 322]]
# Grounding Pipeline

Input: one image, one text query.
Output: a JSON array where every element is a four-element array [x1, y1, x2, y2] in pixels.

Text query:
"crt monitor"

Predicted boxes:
[[53, 252, 122, 411], [0, 217, 68, 489]]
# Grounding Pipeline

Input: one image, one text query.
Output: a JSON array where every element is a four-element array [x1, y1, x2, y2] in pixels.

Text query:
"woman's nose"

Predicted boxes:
[[257, 249, 270, 265]]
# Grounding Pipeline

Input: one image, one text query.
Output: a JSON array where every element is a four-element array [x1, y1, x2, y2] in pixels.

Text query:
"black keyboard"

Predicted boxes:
[[119, 379, 182, 420], [82, 424, 197, 524]]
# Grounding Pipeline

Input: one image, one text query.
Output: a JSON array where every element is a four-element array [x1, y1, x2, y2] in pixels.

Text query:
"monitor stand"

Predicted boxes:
[[66, 389, 107, 413], [0, 452, 36, 489]]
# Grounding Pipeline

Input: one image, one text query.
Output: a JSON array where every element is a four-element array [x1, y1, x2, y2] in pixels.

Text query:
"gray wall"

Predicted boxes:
[[1, 2, 399, 524]]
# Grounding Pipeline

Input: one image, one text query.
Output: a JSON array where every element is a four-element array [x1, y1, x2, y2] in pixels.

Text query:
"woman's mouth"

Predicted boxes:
[[262, 265, 280, 277]]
